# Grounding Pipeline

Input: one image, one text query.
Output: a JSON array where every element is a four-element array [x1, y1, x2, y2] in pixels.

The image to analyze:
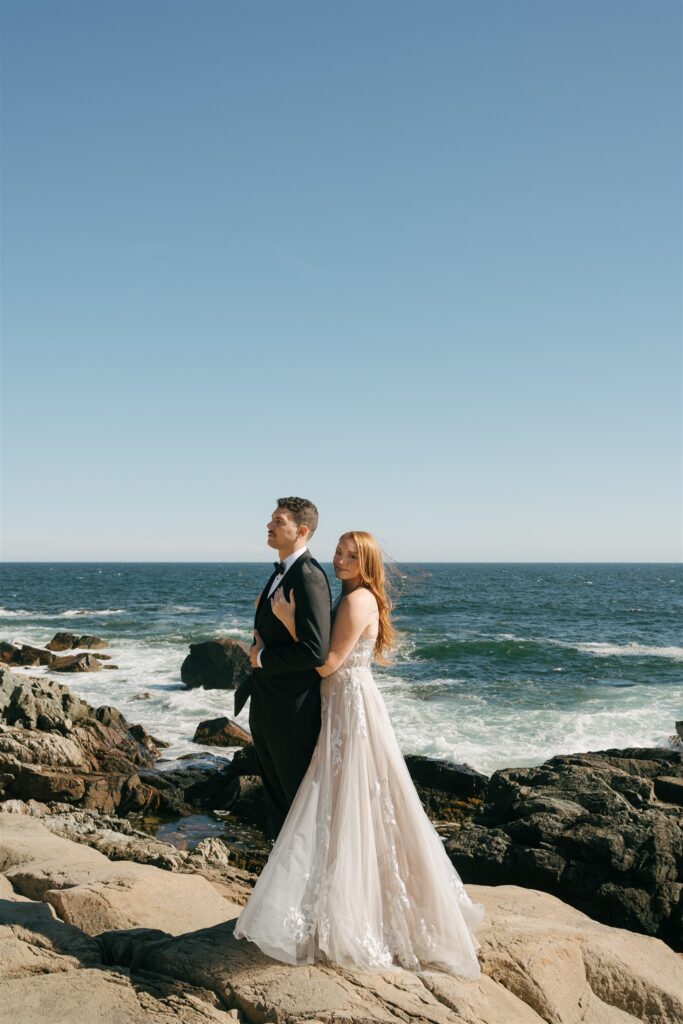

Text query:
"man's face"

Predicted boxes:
[[267, 507, 301, 552]]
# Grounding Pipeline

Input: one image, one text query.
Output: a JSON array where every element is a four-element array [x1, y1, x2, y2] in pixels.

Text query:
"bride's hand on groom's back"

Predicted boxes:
[[272, 589, 298, 639]]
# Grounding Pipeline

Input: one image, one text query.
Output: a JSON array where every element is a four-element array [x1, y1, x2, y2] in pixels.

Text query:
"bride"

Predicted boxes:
[[233, 531, 483, 977]]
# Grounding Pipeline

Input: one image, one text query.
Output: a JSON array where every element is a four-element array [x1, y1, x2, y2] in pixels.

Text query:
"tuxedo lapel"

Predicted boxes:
[[255, 551, 312, 632], [255, 568, 280, 626]]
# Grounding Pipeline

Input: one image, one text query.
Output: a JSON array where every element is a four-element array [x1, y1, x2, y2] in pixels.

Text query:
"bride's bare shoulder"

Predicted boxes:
[[345, 588, 378, 612]]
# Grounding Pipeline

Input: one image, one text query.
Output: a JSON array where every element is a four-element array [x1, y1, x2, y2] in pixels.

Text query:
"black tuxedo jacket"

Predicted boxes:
[[234, 551, 332, 716]]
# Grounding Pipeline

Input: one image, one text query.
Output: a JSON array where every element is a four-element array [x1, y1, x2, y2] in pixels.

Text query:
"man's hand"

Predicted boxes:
[[249, 629, 265, 668]]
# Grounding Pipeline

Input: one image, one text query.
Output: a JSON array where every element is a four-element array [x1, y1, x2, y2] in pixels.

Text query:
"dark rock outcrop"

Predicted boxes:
[[46, 632, 108, 652], [50, 653, 103, 673], [193, 717, 251, 747], [45, 634, 109, 651], [181, 639, 250, 690], [6, 644, 57, 668], [0, 641, 20, 663], [404, 754, 489, 822], [445, 747, 683, 949]]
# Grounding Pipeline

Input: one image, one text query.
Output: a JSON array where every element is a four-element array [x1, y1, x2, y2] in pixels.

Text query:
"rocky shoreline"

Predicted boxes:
[[1, 661, 682, 1021]]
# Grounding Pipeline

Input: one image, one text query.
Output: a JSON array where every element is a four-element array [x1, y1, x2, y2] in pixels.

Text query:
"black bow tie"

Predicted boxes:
[[273, 561, 286, 576]]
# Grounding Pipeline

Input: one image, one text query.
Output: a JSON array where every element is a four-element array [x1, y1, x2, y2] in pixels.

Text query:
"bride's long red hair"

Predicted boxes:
[[341, 531, 395, 661]]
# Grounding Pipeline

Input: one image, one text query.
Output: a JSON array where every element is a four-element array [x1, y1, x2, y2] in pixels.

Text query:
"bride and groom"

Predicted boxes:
[[233, 496, 483, 977]]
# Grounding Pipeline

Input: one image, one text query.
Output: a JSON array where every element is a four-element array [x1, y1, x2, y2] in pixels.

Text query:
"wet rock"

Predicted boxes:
[[7, 644, 56, 668], [193, 718, 251, 748], [181, 640, 250, 691], [46, 632, 108, 651], [404, 754, 489, 799], [0, 641, 20, 663], [655, 776, 683, 806], [50, 653, 103, 673]]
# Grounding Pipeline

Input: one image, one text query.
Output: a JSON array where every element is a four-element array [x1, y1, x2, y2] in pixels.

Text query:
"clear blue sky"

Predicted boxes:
[[1, 0, 680, 562]]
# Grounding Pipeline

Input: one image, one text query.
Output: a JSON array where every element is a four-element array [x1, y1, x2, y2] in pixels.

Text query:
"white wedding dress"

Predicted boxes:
[[233, 631, 484, 977]]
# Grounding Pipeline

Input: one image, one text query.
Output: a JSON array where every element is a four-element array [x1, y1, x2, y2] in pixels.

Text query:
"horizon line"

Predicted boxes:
[[1, 560, 681, 567]]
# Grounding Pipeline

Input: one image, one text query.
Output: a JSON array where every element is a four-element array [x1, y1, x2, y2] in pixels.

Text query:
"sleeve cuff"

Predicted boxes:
[[256, 648, 264, 668]]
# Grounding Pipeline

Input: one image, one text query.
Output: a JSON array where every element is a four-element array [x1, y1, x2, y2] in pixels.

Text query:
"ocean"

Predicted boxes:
[[0, 562, 681, 776]]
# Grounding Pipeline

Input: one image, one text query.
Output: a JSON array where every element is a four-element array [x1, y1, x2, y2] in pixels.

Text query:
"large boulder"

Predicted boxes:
[[193, 718, 251, 747], [50, 653, 102, 673], [181, 639, 250, 690], [445, 747, 683, 948], [0, 641, 20, 663], [3, 644, 56, 668]]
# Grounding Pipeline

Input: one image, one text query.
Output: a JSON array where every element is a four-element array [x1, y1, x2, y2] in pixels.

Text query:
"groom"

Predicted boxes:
[[234, 497, 332, 838]]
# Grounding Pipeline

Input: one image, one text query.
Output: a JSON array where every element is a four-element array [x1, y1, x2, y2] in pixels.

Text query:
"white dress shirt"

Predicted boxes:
[[266, 546, 308, 598]]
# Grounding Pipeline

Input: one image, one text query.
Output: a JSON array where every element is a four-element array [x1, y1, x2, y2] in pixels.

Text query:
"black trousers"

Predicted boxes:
[[249, 681, 321, 839]]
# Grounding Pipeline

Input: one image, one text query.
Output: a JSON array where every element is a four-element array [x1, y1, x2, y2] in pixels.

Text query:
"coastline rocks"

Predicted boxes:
[[46, 632, 108, 651], [102, 883, 683, 1024], [4, 644, 57, 668], [445, 747, 683, 949], [404, 755, 489, 799], [181, 640, 250, 691], [405, 754, 489, 823], [0, 641, 20, 663], [0, 799, 257, 905], [0, 666, 162, 815], [2, 814, 682, 1024], [0, 633, 110, 672], [0, 816, 242, 936], [50, 652, 103, 673], [193, 718, 251, 748]]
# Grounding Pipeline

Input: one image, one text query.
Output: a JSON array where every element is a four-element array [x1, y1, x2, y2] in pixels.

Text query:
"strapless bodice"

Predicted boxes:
[[334, 633, 375, 672]]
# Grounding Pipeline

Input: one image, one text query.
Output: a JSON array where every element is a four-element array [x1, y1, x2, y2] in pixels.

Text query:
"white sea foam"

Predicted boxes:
[[7, 631, 682, 776], [0, 607, 126, 620], [551, 639, 683, 661], [379, 678, 683, 775], [496, 633, 683, 661]]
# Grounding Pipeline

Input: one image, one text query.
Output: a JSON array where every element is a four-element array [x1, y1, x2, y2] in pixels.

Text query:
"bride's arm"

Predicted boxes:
[[316, 589, 376, 678]]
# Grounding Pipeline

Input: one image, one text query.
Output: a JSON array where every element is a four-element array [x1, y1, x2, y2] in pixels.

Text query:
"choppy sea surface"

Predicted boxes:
[[0, 562, 681, 776]]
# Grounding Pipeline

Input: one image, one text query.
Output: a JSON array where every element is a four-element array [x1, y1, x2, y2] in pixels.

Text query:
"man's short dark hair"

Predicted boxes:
[[276, 496, 319, 537]]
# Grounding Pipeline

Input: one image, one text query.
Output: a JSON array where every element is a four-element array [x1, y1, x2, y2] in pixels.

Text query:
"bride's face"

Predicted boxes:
[[333, 537, 361, 583]]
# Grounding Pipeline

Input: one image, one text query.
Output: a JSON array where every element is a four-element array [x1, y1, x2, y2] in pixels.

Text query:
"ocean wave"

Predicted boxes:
[[551, 640, 683, 662], [0, 607, 126, 620], [411, 636, 550, 661], [410, 634, 683, 664]]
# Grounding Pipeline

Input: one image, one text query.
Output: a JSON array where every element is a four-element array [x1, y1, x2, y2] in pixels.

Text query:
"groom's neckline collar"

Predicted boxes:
[[278, 546, 308, 574]]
